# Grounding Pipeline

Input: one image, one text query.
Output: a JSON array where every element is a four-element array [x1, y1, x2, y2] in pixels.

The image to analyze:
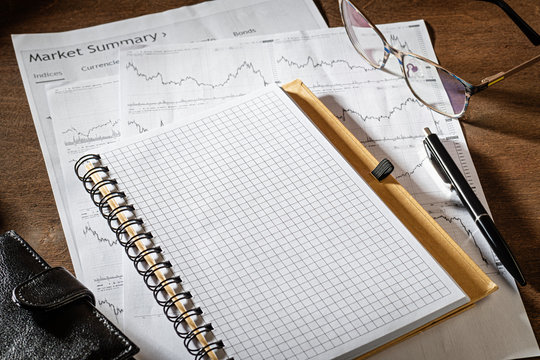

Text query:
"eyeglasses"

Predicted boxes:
[[339, 0, 540, 118]]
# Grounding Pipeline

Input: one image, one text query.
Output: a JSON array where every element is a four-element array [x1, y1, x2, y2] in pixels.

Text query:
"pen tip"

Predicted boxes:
[[423, 127, 432, 135]]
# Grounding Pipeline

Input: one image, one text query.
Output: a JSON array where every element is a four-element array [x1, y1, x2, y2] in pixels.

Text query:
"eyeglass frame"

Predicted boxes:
[[339, 0, 540, 118]]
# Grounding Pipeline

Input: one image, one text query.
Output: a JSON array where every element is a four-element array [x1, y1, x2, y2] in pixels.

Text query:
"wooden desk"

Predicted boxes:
[[1, 0, 538, 352]]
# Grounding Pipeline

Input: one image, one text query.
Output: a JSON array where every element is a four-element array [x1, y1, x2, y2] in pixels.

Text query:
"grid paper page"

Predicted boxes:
[[100, 85, 468, 359]]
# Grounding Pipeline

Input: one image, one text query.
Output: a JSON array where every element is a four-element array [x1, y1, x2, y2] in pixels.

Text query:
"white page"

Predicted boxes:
[[119, 24, 539, 359], [12, 0, 327, 281], [93, 84, 468, 360], [46, 77, 125, 326]]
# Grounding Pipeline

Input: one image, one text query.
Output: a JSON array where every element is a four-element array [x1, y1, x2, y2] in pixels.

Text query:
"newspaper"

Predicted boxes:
[[13, 0, 327, 326]]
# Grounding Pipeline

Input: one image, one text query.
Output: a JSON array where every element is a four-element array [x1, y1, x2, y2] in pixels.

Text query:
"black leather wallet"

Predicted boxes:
[[0, 230, 139, 359]]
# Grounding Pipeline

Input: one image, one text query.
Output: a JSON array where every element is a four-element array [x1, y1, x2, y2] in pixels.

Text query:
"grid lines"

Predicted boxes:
[[102, 88, 463, 360]]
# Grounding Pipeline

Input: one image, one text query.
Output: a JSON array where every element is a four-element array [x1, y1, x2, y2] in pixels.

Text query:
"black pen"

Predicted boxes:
[[423, 128, 526, 286]]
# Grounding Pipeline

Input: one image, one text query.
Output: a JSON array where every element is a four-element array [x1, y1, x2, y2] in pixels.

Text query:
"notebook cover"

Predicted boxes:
[[281, 79, 497, 359]]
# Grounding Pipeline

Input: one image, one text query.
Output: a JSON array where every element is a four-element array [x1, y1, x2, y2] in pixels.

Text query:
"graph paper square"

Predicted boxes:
[[101, 85, 467, 360]]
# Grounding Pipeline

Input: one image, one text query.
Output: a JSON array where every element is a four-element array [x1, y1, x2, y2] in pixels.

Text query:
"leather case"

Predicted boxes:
[[0, 230, 139, 360]]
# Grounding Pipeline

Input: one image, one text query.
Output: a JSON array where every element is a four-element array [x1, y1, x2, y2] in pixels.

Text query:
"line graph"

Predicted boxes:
[[309, 76, 402, 89], [83, 223, 118, 247], [127, 92, 246, 108], [395, 157, 429, 180], [127, 119, 149, 133], [421, 200, 500, 275], [388, 34, 412, 53], [276, 55, 374, 72], [125, 60, 270, 89], [362, 133, 425, 144], [431, 213, 496, 272], [335, 97, 424, 123], [433, 214, 482, 254], [97, 298, 123, 324], [62, 119, 120, 146]]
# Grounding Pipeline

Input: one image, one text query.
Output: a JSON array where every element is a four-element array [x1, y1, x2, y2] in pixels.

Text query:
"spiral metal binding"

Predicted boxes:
[[173, 307, 203, 337], [164, 292, 193, 321], [132, 245, 162, 265], [143, 261, 173, 289], [74, 154, 101, 181], [195, 341, 226, 360], [107, 205, 135, 232], [90, 179, 118, 205], [98, 191, 126, 218], [185, 324, 215, 356], [75, 154, 229, 360], [115, 218, 144, 241], [82, 166, 109, 192], [119, 231, 153, 248]]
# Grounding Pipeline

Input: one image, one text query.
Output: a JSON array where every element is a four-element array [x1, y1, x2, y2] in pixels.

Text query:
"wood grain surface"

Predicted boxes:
[[1, 0, 538, 352]]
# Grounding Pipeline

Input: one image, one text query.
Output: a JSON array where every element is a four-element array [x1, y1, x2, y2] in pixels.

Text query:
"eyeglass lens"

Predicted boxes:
[[402, 55, 467, 116], [342, 0, 468, 117], [341, 0, 386, 67]]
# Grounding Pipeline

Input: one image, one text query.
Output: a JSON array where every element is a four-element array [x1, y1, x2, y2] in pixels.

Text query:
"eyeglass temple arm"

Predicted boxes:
[[476, 0, 540, 46], [472, 54, 540, 93]]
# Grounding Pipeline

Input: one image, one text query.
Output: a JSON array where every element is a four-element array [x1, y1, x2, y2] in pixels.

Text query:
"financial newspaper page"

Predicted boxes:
[[12, 0, 327, 327], [118, 23, 539, 359]]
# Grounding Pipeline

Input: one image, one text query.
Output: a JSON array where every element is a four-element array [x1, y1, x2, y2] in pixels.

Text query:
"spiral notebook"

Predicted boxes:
[[75, 80, 496, 360]]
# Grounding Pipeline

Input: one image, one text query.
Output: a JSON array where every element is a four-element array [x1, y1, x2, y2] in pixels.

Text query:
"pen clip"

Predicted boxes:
[[423, 140, 454, 191]]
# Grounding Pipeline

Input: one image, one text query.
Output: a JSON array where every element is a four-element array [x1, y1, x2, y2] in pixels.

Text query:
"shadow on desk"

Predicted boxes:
[[461, 87, 540, 142]]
